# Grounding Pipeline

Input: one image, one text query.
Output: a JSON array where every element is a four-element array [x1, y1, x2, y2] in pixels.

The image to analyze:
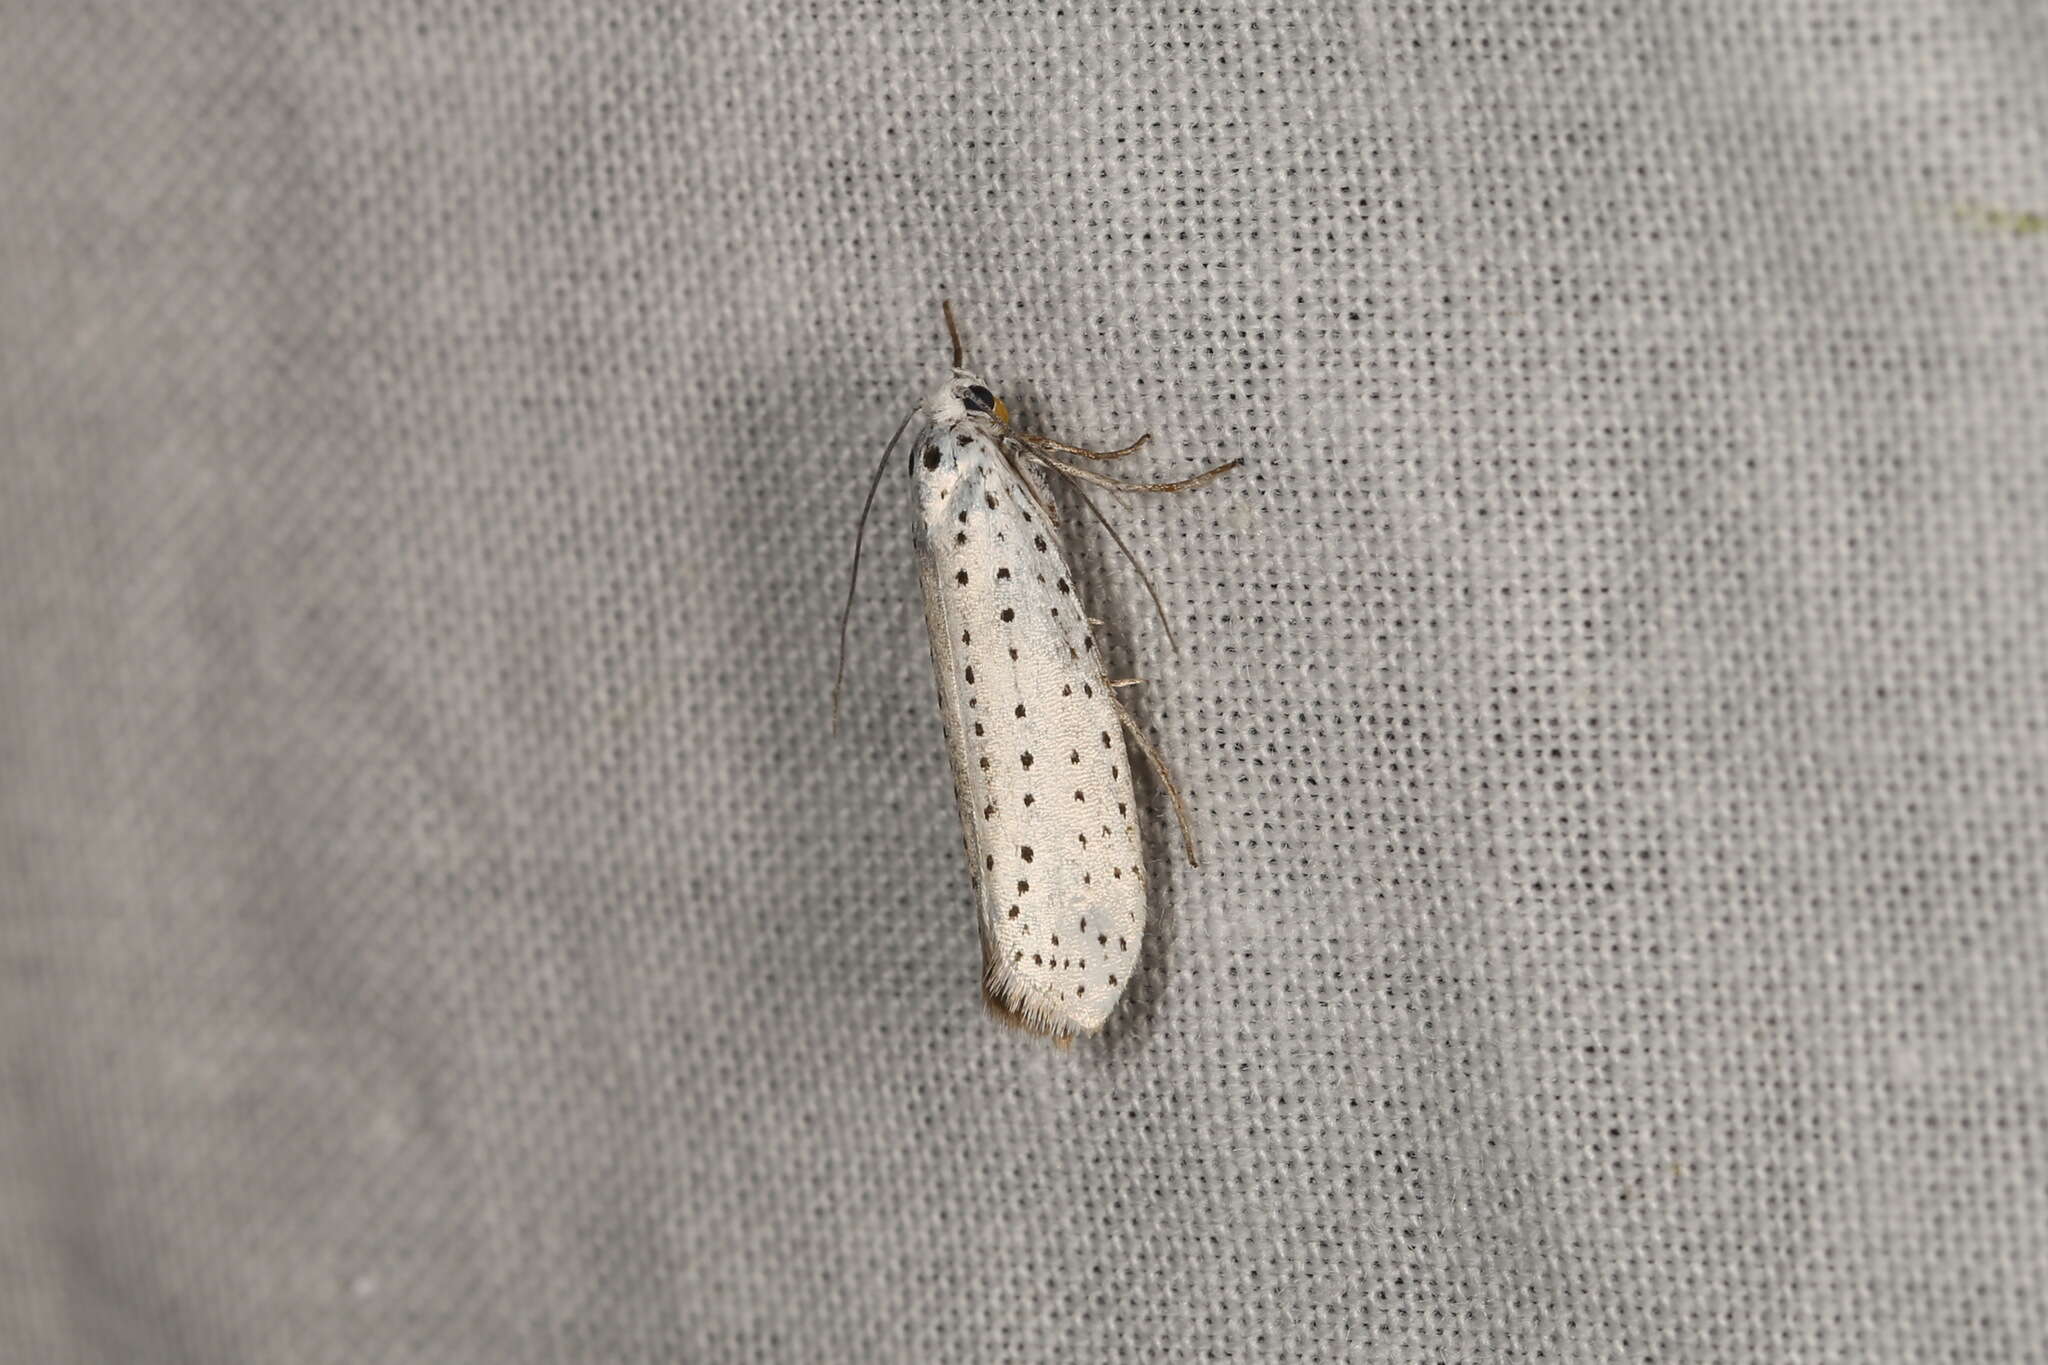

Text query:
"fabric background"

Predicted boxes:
[[4, 3, 2045, 1360]]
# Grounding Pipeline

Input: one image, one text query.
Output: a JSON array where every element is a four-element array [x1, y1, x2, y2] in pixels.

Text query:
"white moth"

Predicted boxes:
[[836, 303, 1237, 1039]]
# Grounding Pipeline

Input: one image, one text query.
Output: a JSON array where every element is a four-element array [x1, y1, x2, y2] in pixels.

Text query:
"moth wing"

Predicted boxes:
[[914, 432, 1145, 1036]]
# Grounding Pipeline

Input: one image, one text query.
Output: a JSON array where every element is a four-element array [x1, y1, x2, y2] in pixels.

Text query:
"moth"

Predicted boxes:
[[836, 302, 1237, 1037]]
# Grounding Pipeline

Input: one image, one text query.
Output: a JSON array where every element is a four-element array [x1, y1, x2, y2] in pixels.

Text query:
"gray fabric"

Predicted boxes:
[[4, 2, 2045, 1360]]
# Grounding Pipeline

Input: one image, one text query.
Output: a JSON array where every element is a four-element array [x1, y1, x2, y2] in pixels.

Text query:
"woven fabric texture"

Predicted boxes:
[[4, 2, 2045, 1360]]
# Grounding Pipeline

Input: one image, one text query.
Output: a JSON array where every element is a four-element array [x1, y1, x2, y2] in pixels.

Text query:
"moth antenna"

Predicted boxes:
[[942, 298, 965, 369], [832, 404, 919, 731]]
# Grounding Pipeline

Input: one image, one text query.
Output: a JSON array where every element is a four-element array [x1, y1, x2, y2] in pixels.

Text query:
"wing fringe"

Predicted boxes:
[[980, 935, 1096, 1043]]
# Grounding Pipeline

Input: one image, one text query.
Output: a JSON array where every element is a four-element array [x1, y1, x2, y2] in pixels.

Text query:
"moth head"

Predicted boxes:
[[937, 303, 1010, 424], [949, 372, 1011, 426]]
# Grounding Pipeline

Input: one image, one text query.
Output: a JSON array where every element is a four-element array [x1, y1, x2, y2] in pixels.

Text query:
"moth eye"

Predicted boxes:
[[962, 384, 997, 414]]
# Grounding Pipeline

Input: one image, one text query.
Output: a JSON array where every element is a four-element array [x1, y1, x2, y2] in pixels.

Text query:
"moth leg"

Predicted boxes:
[[1057, 484, 1177, 653], [1112, 697, 1199, 867], [1014, 431, 1153, 461], [998, 447, 1065, 529], [1109, 677, 1145, 689], [1029, 451, 1242, 496]]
